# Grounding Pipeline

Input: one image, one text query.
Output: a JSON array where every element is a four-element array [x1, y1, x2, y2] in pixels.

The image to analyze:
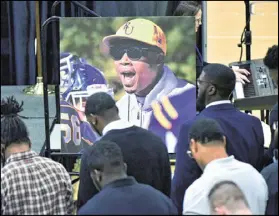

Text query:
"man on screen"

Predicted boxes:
[[102, 18, 196, 152], [60, 53, 114, 153]]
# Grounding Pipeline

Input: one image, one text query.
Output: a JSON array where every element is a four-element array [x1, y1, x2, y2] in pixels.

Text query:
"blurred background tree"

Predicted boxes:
[[60, 17, 196, 100]]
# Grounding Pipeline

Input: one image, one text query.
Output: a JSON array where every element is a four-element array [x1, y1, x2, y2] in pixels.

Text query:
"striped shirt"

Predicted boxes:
[[1, 150, 74, 215]]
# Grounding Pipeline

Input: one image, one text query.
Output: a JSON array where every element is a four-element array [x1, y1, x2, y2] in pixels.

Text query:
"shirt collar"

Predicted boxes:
[[103, 176, 137, 190], [102, 119, 134, 136], [204, 156, 235, 173], [206, 100, 231, 108], [5, 150, 38, 165]]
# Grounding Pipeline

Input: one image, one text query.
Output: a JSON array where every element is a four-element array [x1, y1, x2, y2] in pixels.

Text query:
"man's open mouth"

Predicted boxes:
[[121, 72, 136, 77], [120, 72, 136, 86]]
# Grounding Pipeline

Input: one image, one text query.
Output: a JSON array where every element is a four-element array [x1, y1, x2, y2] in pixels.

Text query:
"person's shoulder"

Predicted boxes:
[[170, 78, 196, 97], [1, 163, 16, 177], [261, 162, 278, 179], [235, 111, 262, 124], [183, 177, 207, 212], [77, 198, 99, 215], [185, 177, 204, 197], [132, 126, 167, 144], [137, 183, 174, 202], [116, 94, 128, 106], [235, 159, 267, 182], [234, 158, 258, 169], [1, 156, 68, 179], [127, 125, 158, 136], [38, 156, 69, 173], [271, 102, 278, 111], [270, 103, 278, 117]]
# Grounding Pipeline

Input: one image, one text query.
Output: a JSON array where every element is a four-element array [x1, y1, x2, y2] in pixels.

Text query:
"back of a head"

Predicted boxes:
[[173, 1, 201, 16], [208, 181, 252, 215], [202, 63, 236, 99], [1, 96, 30, 148], [263, 45, 278, 70], [85, 92, 117, 118], [86, 140, 125, 174], [264, 45, 278, 85], [189, 118, 225, 145]]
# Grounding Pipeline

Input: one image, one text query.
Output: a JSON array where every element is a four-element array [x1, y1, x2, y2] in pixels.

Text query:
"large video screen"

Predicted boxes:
[[59, 16, 196, 153]]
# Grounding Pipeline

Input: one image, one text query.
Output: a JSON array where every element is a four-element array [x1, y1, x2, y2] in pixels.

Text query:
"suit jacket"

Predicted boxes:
[[264, 102, 278, 166], [78, 177, 177, 215], [77, 126, 171, 209], [261, 162, 278, 216], [171, 103, 265, 214]]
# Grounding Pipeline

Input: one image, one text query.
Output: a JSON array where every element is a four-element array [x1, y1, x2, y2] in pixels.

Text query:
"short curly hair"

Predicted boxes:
[[263, 45, 278, 69], [173, 1, 202, 16]]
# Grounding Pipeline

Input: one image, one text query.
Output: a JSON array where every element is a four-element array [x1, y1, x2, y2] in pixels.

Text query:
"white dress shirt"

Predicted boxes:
[[182, 156, 268, 215], [205, 100, 231, 108], [102, 119, 134, 136]]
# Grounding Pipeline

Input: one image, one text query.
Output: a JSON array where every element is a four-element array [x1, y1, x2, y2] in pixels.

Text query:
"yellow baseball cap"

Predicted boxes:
[[102, 18, 167, 55]]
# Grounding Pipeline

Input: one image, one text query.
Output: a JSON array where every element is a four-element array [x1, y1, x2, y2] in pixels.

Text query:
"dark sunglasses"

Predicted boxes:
[[109, 46, 159, 61]]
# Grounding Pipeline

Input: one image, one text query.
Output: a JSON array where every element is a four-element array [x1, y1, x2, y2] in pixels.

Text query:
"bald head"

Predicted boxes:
[[208, 181, 252, 215]]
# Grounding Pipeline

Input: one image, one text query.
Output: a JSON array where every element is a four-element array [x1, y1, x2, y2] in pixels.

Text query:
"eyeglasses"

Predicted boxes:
[[109, 46, 159, 61], [197, 79, 229, 89], [197, 79, 213, 87]]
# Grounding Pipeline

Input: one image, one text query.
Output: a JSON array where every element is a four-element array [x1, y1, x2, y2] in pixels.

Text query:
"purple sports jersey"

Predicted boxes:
[[60, 100, 99, 153], [148, 86, 196, 153]]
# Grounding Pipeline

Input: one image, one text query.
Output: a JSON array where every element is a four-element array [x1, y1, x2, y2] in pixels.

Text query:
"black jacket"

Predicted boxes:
[[77, 126, 171, 209]]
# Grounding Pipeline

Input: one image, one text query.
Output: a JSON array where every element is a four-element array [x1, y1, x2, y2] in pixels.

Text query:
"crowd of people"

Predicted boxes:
[[1, 0, 278, 214], [1, 44, 278, 215]]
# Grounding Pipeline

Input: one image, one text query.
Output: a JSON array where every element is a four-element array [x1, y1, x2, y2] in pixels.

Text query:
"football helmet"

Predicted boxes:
[[60, 52, 114, 112]]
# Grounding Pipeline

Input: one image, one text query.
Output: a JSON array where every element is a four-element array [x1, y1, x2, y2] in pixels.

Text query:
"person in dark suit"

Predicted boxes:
[[77, 92, 171, 209], [78, 140, 177, 215], [261, 129, 278, 216], [263, 45, 278, 166], [171, 63, 265, 214]]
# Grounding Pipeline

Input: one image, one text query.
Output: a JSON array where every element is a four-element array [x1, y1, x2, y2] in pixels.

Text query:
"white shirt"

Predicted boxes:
[[102, 119, 134, 136], [183, 156, 268, 215], [205, 100, 231, 108]]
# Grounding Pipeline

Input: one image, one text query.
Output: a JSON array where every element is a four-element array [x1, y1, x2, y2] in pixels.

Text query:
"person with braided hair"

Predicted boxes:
[[1, 96, 74, 215]]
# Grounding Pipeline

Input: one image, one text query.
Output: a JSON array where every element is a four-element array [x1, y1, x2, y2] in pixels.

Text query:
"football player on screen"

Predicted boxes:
[[59, 52, 114, 153]]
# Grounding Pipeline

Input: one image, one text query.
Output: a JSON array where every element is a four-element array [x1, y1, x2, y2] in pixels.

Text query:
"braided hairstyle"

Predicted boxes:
[[1, 96, 31, 153]]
